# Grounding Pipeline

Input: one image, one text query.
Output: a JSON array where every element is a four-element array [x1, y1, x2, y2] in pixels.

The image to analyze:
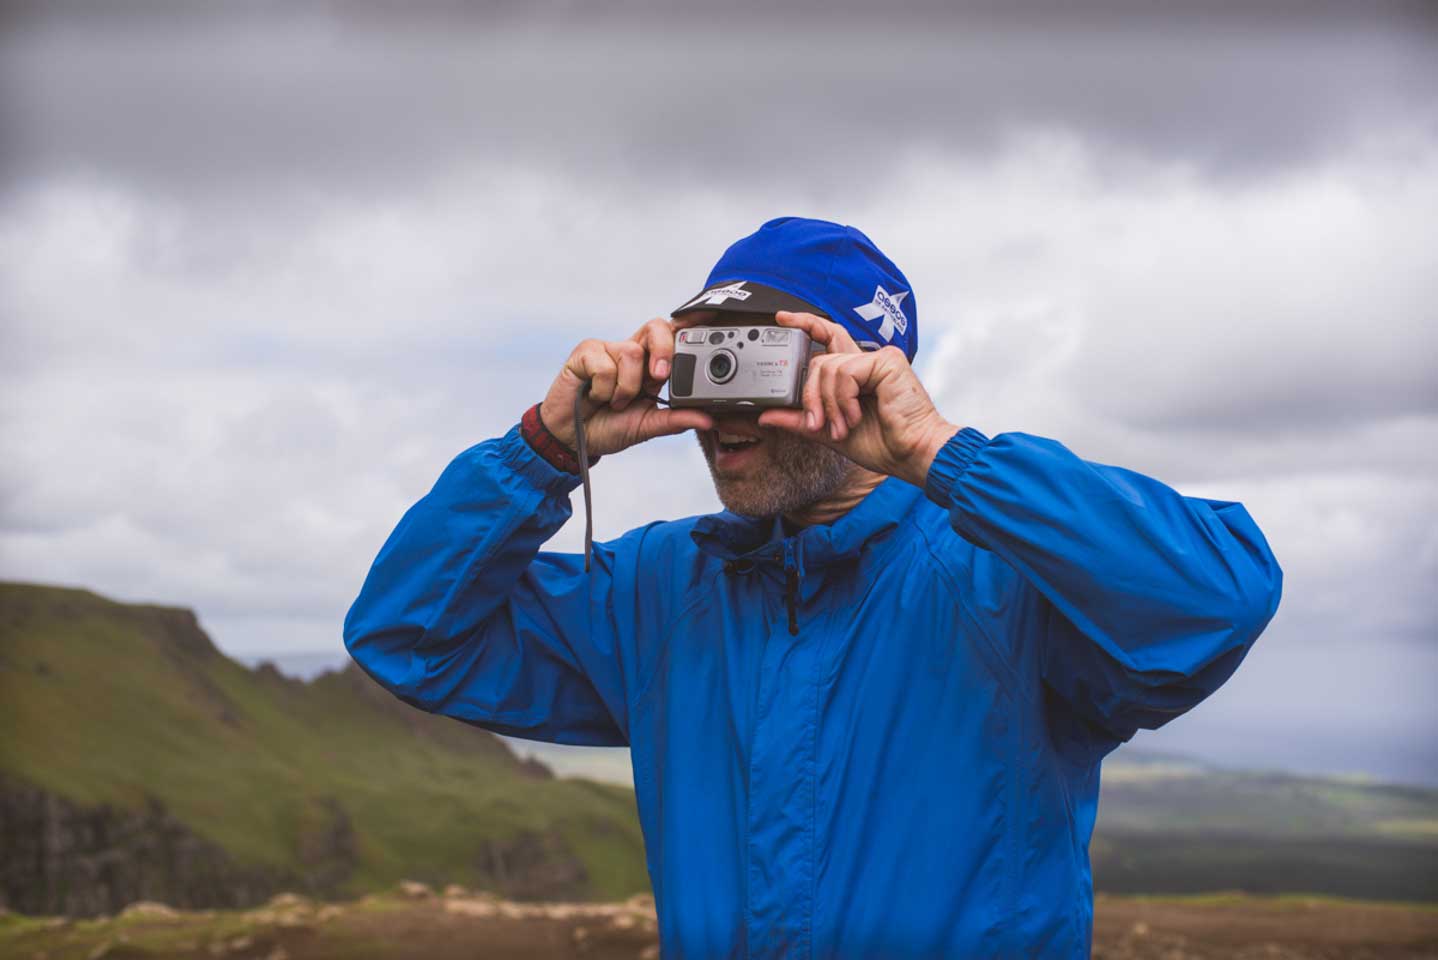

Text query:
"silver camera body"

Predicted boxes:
[[668, 325, 816, 409]]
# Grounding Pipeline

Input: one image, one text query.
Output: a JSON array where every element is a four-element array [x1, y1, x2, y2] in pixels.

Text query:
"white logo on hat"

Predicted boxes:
[[853, 286, 909, 341], [682, 281, 753, 311]]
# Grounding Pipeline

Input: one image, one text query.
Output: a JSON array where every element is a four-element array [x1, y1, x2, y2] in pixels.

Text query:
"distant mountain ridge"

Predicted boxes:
[[1092, 742, 1438, 901], [0, 582, 649, 917]]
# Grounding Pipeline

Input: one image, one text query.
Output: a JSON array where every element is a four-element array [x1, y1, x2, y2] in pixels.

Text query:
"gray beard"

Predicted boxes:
[[697, 431, 854, 518]]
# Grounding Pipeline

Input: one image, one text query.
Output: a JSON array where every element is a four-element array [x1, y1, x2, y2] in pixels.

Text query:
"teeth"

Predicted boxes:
[[717, 432, 758, 445]]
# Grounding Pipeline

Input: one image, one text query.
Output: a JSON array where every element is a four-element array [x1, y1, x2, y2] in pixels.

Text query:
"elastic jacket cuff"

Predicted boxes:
[[924, 426, 993, 507], [498, 422, 584, 497], [521, 402, 601, 475]]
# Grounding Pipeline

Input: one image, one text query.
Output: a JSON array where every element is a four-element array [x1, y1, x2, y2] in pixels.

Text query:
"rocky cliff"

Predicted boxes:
[[0, 582, 648, 916], [0, 776, 292, 916]]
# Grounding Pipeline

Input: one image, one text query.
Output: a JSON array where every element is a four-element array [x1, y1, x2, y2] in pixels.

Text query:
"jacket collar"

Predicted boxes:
[[690, 476, 922, 569]]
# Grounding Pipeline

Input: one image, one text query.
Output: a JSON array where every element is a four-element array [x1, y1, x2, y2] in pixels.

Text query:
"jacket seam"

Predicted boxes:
[[911, 518, 1032, 709], [1009, 644, 1030, 953], [908, 513, 1029, 955], [628, 720, 664, 933], [806, 598, 831, 960], [628, 589, 718, 722]]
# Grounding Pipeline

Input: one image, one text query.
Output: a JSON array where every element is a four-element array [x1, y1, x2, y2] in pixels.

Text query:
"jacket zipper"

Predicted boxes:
[[782, 540, 799, 636]]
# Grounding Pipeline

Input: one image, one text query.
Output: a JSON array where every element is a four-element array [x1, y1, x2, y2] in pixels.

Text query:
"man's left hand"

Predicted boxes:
[[757, 311, 960, 489]]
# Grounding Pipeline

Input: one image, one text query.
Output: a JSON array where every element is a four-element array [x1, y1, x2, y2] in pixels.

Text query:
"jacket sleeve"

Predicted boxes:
[[342, 425, 633, 747], [924, 427, 1283, 760]]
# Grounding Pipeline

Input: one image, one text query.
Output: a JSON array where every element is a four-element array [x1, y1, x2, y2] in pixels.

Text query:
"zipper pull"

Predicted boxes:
[[782, 540, 799, 636]]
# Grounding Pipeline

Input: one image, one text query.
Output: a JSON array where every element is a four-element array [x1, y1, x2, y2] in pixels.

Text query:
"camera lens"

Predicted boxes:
[[707, 349, 737, 384], [708, 331, 725, 345]]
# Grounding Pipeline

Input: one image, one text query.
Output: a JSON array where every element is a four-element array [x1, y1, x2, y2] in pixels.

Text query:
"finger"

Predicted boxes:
[[819, 358, 847, 441], [569, 340, 618, 404], [801, 353, 831, 433], [757, 408, 813, 436], [824, 355, 869, 440], [636, 407, 715, 441], [774, 310, 861, 355], [836, 357, 864, 429], [757, 409, 844, 455], [610, 341, 646, 410], [631, 317, 677, 380], [864, 345, 908, 393]]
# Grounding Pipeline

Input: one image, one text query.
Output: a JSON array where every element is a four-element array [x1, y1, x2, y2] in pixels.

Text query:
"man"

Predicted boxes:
[[344, 217, 1283, 958]]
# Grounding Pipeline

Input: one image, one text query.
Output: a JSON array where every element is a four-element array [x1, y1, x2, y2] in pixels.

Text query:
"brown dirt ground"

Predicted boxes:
[[1091, 892, 1438, 960], [3, 889, 1435, 959]]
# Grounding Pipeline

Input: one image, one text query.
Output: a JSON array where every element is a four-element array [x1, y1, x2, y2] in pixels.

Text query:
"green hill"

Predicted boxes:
[[0, 582, 650, 916], [5, 580, 1435, 916]]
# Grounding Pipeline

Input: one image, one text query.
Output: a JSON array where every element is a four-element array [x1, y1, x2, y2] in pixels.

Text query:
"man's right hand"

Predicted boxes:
[[538, 316, 716, 458]]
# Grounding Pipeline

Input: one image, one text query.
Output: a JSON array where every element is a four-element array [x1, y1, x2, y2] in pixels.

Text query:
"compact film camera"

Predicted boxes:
[[667, 325, 817, 409]]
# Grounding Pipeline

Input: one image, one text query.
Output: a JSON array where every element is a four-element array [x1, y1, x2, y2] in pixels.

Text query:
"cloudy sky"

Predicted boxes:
[[2, 1, 1435, 786]]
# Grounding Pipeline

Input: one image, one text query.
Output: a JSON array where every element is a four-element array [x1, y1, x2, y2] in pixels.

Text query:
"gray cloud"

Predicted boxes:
[[3, 3, 1435, 205], [1, 6, 1435, 786]]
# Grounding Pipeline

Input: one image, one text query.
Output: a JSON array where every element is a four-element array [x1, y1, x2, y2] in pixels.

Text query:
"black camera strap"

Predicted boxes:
[[574, 381, 595, 572], [573, 380, 671, 573]]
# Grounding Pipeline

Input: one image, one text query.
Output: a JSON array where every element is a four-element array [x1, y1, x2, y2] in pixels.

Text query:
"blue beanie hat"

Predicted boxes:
[[672, 217, 918, 361]]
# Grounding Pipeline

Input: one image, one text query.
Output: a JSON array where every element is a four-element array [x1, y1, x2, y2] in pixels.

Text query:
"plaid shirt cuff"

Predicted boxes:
[[520, 402, 599, 475]]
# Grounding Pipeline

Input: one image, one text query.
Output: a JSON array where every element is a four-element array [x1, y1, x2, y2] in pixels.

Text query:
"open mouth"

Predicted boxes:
[[716, 431, 762, 454], [708, 428, 765, 470]]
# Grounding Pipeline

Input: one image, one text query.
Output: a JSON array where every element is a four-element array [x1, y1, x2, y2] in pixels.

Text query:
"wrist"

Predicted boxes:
[[521, 402, 597, 475], [903, 418, 961, 488], [537, 399, 578, 452]]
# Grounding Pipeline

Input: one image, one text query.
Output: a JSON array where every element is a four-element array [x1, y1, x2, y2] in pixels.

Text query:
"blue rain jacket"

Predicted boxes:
[[344, 424, 1282, 958]]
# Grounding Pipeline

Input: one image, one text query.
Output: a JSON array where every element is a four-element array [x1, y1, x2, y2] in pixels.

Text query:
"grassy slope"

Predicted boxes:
[[1098, 751, 1438, 842], [0, 582, 649, 899], [7, 580, 1436, 905]]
